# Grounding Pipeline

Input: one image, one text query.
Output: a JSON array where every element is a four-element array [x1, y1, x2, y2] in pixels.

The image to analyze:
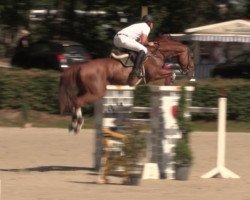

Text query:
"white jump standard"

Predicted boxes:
[[201, 97, 240, 179]]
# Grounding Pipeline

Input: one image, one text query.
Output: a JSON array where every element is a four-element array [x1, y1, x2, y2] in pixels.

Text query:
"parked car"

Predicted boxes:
[[11, 40, 91, 70], [210, 52, 250, 79]]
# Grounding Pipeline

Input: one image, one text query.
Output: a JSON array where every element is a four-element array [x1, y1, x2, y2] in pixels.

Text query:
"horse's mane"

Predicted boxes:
[[150, 34, 184, 60], [153, 33, 178, 43]]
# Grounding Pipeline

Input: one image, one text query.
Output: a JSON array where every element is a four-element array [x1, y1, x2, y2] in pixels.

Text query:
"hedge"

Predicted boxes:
[[1, 68, 250, 121], [0, 68, 60, 113], [191, 80, 250, 121], [134, 80, 250, 122]]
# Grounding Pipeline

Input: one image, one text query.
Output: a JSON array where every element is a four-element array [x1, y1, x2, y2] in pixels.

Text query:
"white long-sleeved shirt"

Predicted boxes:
[[118, 22, 150, 40]]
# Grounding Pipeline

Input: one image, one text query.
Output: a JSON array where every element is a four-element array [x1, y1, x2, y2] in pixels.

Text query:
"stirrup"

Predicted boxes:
[[133, 69, 144, 78]]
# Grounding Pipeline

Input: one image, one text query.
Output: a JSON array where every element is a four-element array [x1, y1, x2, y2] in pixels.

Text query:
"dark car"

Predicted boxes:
[[211, 52, 250, 79], [11, 40, 91, 70]]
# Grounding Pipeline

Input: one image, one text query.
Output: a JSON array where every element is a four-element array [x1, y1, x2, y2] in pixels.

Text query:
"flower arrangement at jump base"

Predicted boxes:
[[122, 123, 146, 185], [174, 87, 193, 180], [97, 105, 146, 186]]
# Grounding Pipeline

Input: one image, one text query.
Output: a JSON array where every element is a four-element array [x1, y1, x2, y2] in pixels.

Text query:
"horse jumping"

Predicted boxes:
[[59, 35, 195, 133]]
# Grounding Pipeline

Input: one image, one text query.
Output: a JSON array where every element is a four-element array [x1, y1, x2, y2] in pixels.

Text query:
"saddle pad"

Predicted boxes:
[[110, 49, 134, 67]]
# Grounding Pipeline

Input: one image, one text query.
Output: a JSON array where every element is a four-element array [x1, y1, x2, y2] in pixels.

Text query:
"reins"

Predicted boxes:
[[150, 41, 160, 57]]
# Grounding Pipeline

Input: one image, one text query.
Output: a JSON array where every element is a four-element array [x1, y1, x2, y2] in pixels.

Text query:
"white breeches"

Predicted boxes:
[[113, 35, 148, 54]]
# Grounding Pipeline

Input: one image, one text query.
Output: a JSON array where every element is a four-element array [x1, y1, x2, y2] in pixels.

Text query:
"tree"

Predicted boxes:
[[0, 0, 30, 28], [226, 0, 248, 19], [0, 1, 248, 59], [150, 0, 221, 34]]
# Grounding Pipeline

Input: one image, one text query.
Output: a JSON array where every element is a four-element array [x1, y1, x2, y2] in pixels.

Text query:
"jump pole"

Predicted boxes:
[[201, 97, 240, 179]]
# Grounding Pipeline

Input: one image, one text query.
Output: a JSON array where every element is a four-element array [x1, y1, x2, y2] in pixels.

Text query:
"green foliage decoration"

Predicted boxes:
[[174, 139, 193, 165], [176, 87, 192, 140], [123, 123, 146, 166], [174, 87, 193, 165]]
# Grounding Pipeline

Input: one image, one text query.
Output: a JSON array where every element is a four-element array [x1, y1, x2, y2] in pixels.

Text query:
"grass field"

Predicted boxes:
[[0, 109, 249, 132]]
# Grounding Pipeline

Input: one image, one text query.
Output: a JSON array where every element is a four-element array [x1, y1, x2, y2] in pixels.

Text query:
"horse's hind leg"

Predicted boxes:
[[75, 107, 84, 133], [68, 107, 77, 133], [72, 88, 106, 134], [69, 107, 84, 134]]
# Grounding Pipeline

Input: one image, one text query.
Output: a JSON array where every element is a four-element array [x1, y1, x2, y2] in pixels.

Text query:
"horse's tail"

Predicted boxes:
[[59, 66, 81, 114]]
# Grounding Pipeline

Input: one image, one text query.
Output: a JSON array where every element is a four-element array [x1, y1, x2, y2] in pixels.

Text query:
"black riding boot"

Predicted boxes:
[[133, 50, 146, 78]]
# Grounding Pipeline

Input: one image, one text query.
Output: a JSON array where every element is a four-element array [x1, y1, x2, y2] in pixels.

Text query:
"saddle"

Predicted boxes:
[[110, 48, 137, 67]]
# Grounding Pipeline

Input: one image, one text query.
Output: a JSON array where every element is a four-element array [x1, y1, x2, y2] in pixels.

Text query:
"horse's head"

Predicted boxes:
[[151, 35, 195, 79], [152, 35, 182, 57]]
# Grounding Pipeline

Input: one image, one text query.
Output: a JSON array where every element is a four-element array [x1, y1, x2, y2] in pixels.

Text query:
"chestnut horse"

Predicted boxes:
[[59, 34, 195, 133]]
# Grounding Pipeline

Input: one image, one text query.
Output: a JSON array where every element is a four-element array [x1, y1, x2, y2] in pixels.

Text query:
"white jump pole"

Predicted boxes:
[[201, 97, 240, 179]]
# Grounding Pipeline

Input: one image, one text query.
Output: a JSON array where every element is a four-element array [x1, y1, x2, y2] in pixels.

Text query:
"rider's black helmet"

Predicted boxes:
[[142, 15, 153, 23]]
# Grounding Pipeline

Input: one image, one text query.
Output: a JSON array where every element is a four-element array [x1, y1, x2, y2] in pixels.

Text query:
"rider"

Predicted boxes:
[[113, 15, 155, 78]]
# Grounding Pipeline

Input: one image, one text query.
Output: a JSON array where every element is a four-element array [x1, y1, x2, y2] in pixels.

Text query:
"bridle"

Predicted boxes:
[[148, 41, 164, 60], [149, 41, 180, 62], [148, 39, 194, 78]]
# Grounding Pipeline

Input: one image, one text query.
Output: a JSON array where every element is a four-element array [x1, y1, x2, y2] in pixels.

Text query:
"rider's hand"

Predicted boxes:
[[147, 42, 155, 47]]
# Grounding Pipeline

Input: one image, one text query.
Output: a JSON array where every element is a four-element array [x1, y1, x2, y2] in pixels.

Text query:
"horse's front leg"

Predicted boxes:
[[164, 71, 176, 85], [187, 69, 196, 82], [152, 70, 176, 85], [69, 107, 84, 134]]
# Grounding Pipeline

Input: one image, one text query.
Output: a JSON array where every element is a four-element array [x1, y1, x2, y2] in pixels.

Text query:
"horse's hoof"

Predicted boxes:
[[74, 126, 81, 134], [68, 124, 74, 133], [69, 120, 78, 133], [74, 118, 84, 134], [68, 124, 80, 134]]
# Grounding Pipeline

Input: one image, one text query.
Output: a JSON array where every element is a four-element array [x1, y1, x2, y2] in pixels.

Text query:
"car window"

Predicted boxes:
[[64, 45, 85, 55], [231, 54, 247, 63], [30, 42, 51, 53], [50, 43, 63, 52]]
